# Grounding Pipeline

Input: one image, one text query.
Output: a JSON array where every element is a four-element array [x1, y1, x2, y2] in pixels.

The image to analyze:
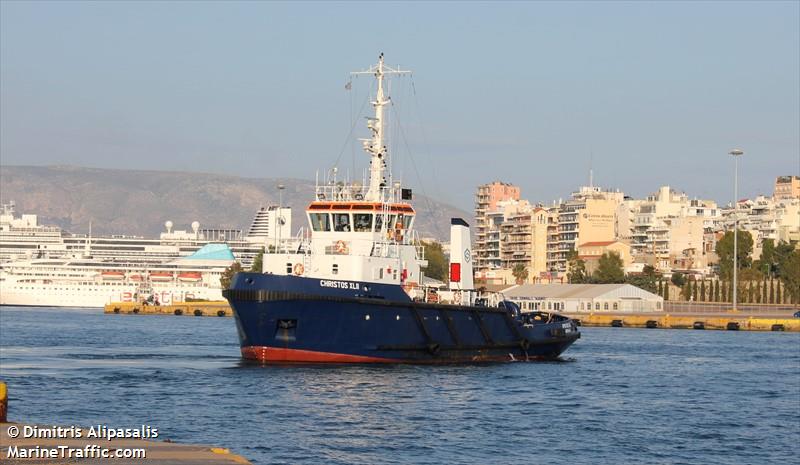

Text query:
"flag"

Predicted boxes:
[[344, 80, 352, 91]]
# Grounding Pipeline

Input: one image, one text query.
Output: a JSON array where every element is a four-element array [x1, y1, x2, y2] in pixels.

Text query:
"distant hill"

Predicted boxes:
[[0, 165, 466, 241]]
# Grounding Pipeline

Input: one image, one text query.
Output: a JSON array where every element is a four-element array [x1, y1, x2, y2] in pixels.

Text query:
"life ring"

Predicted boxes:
[[453, 290, 462, 304], [335, 240, 348, 254], [293, 263, 304, 275]]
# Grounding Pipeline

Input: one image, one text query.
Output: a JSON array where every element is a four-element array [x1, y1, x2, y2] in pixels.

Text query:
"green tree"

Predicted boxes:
[[715, 230, 754, 280], [657, 279, 663, 296], [593, 252, 625, 284], [220, 261, 243, 289], [769, 278, 775, 304], [714, 280, 720, 302], [512, 263, 529, 284], [692, 280, 698, 301], [757, 238, 777, 277], [627, 265, 658, 293], [756, 281, 762, 304], [777, 249, 800, 304], [664, 282, 670, 301], [747, 281, 754, 303], [421, 241, 448, 282], [700, 280, 706, 302], [567, 250, 589, 284], [774, 241, 796, 278], [671, 272, 686, 287], [682, 281, 691, 301], [249, 248, 265, 272], [762, 277, 768, 303], [776, 281, 782, 304]]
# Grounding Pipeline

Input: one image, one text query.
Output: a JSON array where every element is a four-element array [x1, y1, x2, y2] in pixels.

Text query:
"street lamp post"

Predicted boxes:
[[729, 149, 743, 311]]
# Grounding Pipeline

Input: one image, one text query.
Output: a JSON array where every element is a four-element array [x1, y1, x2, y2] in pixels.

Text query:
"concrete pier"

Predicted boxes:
[[104, 301, 232, 317], [568, 312, 800, 331]]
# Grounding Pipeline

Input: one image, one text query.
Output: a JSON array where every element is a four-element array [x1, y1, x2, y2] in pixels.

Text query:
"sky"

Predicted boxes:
[[1, 1, 798, 211]]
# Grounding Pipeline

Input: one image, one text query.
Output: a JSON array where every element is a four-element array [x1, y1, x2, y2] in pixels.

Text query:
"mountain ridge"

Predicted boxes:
[[0, 165, 466, 241]]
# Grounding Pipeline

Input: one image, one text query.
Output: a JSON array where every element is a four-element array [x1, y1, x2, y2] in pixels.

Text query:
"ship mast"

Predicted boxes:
[[351, 53, 411, 202]]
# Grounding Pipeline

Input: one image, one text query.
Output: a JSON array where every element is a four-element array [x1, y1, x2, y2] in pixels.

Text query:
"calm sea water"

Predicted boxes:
[[1, 307, 798, 465]]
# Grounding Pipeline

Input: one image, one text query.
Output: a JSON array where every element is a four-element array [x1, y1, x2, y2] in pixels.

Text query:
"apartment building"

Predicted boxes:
[[548, 185, 623, 273], [774, 175, 800, 201], [499, 207, 551, 279], [475, 182, 520, 272]]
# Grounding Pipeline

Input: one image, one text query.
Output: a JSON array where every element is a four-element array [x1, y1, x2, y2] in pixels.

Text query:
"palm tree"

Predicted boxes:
[[512, 264, 529, 284]]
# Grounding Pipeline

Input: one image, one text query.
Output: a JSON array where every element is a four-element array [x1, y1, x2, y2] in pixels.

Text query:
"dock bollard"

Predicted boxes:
[[1, 381, 7, 422]]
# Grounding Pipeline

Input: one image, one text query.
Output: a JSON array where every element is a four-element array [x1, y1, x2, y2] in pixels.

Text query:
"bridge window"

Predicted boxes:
[[353, 213, 373, 232], [375, 214, 384, 232], [333, 213, 351, 232], [403, 215, 413, 229], [310, 213, 331, 232]]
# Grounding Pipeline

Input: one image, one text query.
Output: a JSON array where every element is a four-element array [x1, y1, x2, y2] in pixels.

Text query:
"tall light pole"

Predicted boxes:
[[729, 149, 743, 311], [276, 184, 285, 253]]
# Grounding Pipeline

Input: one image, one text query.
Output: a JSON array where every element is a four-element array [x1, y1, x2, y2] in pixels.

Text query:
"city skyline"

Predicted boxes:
[[1, 1, 798, 212]]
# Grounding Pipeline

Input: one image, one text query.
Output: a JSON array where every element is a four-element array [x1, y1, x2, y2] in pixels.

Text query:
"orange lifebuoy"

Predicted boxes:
[[335, 240, 348, 254], [293, 263, 304, 275]]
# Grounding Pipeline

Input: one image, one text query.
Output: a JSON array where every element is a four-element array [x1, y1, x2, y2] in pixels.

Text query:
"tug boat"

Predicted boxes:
[[224, 55, 580, 363]]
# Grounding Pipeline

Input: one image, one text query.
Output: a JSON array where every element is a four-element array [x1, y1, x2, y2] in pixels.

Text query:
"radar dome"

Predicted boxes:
[[191, 221, 200, 232], [165, 220, 173, 232]]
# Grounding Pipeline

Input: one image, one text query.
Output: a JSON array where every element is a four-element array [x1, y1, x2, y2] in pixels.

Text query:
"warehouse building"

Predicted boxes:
[[501, 283, 663, 313]]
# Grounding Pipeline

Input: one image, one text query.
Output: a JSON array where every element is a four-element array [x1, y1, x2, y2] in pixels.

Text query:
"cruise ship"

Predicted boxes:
[[0, 243, 234, 307], [0, 201, 291, 268], [0, 202, 290, 308]]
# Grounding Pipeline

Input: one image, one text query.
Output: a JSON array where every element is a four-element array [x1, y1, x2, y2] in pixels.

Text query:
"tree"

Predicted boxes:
[[512, 264, 529, 284], [692, 280, 698, 302], [774, 241, 796, 278], [421, 241, 448, 282], [700, 280, 706, 302], [713, 280, 720, 302], [220, 261, 243, 289], [682, 280, 692, 301], [769, 278, 775, 304], [249, 248, 265, 272], [756, 281, 762, 304], [567, 251, 589, 284], [747, 281, 754, 303], [664, 282, 670, 301], [776, 281, 782, 304], [657, 279, 663, 296], [715, 230, 754, 280], [777, 248, 800, 304], [626, 265, 658, 293], [762, 277, 768, 303], [594, 252, 625, 284], [671, 272, 686, 287], [757, 238, 777, 277]]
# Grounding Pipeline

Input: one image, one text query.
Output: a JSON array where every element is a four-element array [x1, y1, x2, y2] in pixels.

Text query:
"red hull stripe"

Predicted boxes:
[[241, 346, 545, 364], [241, 346, 403, 363]]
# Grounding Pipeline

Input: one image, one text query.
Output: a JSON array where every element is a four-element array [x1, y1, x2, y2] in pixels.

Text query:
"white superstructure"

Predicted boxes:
[[0, 244, 234, 307], [262, 54, 429, 289], [0, 202, 289, 268]]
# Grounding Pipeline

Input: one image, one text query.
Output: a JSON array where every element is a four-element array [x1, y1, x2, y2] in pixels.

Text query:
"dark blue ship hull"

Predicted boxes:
[[224, 273, 580, 363]]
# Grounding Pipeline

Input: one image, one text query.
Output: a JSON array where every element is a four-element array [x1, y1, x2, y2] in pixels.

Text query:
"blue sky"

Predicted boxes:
[[1, 1, 798, 210]]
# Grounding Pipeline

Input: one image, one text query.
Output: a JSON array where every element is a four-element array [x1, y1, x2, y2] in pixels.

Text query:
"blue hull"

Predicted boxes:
[[224, 273, 580, 363]]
